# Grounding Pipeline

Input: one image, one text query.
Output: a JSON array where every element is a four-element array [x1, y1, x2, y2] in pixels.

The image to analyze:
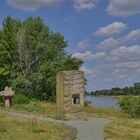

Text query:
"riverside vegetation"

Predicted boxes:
[[0, 111, 76, 140], [0, 95, 77, 140], [0, 16, 140, 140], [85, 96, 140, 140], [0, 16, 82, 102], [1, 95, 140, 140], [0, 16, 81, 140], [89, 82, 140, 96]]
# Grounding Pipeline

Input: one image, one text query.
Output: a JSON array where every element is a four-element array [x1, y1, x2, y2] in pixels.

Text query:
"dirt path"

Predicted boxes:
[[8, 112, 110, 140]]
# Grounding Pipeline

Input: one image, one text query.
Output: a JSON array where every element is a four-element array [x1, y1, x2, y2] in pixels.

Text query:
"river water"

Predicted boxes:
[[85, 96, 119, 108]]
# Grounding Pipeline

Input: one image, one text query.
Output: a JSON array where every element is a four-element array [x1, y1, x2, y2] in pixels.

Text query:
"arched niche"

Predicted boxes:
[[72, 94, 80, 105]]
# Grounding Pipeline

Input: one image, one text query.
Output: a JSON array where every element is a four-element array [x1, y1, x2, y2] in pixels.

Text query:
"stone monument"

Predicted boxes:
[[56, 70, 86, 119], [0, 86, 15, 107]]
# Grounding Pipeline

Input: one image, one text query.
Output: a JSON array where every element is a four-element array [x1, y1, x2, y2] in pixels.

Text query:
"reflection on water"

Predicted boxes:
[[85, 96, 119, 108]]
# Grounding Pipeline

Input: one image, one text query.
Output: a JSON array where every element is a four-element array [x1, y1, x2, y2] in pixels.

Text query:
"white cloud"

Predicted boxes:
[[104, 45, 140, 76], [114, 69, 127, 73], [107, 0, 140, 17], [123, 29, 140, 42], [115, 61, 140, 69], [115, 74, 128, 79], [105, 45, 140, 75], [110, 45, 140, 61], [97, 28, 140, 49], [7, 0, 64, 11], [95, 21, 127, 36], [77, 40, 91, 49], [74, 0, 97, 12], [72, 51, 106, 60], [97, 37, 119, 49], [80, 66, 93, 74]]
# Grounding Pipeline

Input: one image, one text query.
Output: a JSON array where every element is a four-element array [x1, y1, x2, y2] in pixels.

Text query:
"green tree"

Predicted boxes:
[[0, 16, 21, 90], [0, 16, 83, 101]]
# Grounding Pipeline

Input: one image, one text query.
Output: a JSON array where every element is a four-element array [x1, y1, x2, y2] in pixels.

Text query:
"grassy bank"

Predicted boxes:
[[104, 118, 140, 140], [1, 99, 140, 140], [0, 101, 57, 118], [85, 106, 140, 140], [0, 111, 76, 140]]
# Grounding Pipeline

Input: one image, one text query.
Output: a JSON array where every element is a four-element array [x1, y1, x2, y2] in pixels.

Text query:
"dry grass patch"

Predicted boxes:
[[0, 112, 72, 140], [104, 118, 140, 140], [85, 105, 140, 140], [1, 101, 57, 118], [84, 106, 127, 119]]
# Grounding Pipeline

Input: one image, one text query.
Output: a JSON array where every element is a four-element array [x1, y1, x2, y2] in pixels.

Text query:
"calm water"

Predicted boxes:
[[85, 96, 119, 108]]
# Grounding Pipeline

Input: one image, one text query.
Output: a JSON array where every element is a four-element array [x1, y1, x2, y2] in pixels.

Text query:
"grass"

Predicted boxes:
[[84, 106, 128, 119], [1, 100, 140, 140], [85, 105, 140, 140], [0, 112, 75, 140], [0, 101, 57, 118], [104, 118, 140, 140]]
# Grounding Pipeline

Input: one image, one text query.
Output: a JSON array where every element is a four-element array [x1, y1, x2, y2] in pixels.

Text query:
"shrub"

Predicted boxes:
[[13, 94, 30, 105], [0, 127, 7, 133], [30, 98, 39, 106], [84, 100, 91, 107], [0, 97, 4, 106], [118, 96, 140, 117]]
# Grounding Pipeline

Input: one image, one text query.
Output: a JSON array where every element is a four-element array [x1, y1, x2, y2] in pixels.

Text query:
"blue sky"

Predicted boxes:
[[1, 0, 140, 91]]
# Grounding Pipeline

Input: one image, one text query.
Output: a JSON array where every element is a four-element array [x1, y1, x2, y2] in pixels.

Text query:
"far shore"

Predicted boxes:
[[85, 95, 140, 98]]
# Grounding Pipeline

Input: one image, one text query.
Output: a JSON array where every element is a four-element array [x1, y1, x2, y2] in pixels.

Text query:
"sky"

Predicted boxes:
[[1, 0, 140, 91]]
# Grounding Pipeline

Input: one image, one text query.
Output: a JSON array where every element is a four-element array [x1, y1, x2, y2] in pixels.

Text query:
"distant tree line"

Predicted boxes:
[[89, 83, 140, 96], [0, 16, 83, 102]]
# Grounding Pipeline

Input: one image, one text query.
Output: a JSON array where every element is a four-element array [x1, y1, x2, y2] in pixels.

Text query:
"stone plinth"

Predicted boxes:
[[56, 70, 85, 119], [0, 86, 15, 107]]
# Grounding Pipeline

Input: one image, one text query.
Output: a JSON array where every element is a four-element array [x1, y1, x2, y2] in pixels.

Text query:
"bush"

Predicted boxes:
[[118, 96, 140, 117], [30, 98, 39, 106], [0, 97, 4, 106], [84, 100, 91, 107], [13, 94, 30, 105]]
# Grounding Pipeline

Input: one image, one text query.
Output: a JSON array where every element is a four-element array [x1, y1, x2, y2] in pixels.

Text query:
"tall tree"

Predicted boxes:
[[0, 16, 83, 101]]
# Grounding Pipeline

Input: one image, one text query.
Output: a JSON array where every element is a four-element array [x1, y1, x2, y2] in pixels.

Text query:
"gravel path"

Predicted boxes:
[[8, 112, 110, 140]]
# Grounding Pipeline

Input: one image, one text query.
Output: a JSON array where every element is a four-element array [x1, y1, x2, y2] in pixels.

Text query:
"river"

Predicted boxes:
[[85, 96, 119, 108]]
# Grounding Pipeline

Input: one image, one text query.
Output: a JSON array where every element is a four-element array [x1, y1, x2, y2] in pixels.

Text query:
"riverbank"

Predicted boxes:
[[1, 100, 140, 140], [86, 95, 140, 99], [0, 111, 75, 140], [6, 112, 110, 140], [85, 106, 140, 140]]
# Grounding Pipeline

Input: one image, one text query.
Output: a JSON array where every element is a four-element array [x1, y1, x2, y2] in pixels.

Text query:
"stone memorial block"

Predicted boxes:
[[56, 70, 85, 118], [0, 86, 15, 107]]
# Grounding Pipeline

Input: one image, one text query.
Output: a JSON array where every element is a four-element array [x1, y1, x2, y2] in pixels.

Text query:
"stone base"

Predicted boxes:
[[64, 111, 87, 120], [4, 97, 12, 107]]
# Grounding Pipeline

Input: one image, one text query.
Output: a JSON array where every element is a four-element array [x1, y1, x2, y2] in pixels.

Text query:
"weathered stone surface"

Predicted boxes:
[[0, 86, 15, 107], [64, 88, 85, 95], [65, 84, 84, 88], [64, 97, 72, 103], [56, 70, 85, 119], [64, 78, 84, 85], [64, 75, 84, 81]]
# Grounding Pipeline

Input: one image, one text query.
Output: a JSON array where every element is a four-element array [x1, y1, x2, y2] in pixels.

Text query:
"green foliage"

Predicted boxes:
[[0, 126, 7, 133], [84, 100, 91, 107], [0, 97, 4, 106], [31, 128, 45, 133], [30, 118, 45, 133], [13, 94, 30, 104], [119, 97, 140, 117], [0, 112, 71, 140], [90, 82, 140, 96], [0, 16, 83, 101]]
